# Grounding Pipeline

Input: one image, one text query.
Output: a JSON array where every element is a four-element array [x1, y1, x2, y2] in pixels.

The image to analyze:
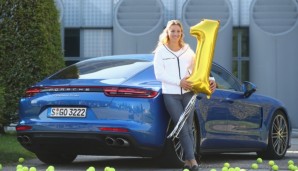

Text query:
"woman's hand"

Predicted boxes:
[[180, 76, 192, 91], [181, 76, 216, 93], [209, 79, 216, 93]]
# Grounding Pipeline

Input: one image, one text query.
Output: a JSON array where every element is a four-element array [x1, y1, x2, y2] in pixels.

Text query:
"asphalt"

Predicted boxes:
[[3, 135, 297, 171]]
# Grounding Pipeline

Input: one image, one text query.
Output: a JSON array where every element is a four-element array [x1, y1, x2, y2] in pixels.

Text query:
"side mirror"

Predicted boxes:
[[242, 81, 257, 98]]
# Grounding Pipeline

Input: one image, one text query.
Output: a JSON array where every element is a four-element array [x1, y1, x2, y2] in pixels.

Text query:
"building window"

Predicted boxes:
[[232, 27, 249, 82], [64, 28, 80, 57], [63, 28, 113, 66]]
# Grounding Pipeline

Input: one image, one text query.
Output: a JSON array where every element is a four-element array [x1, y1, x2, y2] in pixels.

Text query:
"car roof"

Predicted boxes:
[[83, 54, 154, 63], [81, 53, 223, 70]]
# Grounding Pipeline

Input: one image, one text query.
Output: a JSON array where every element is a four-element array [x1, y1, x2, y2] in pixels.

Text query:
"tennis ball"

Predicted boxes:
[[288, 164, 295, 170], [29, 167, 37, 171], [104, 166, 110, 171], [268, 160, 275, 166], [256, 158, 262, 164], [288, 160, 295, 165], [22, 166, 29, 171], [87, 166, 95, 171], [18, 157, 25, 163], [183, 169, 190, 171], [109, 167, 116, 171], [222, 166, 229, 171], [16, 164, 23, 169], [234, 167, 240, 171], [251, 163, 258, 169], [47, 165, 55, 171], [272, 164, 279, 171], [224, 162, 230, 168], [210, 169, 217, 171], [0, 164, 2, 170], [228, 167, 235, 171]]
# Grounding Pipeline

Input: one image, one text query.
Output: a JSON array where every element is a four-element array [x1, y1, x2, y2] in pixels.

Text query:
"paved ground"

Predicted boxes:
[[2, 129, 298, 171]]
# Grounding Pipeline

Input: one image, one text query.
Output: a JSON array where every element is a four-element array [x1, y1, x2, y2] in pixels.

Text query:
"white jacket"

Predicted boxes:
[[154, 44, 195, 95]]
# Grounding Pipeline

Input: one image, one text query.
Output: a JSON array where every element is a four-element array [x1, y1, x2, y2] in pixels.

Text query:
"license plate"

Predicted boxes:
[[49, 107, 87, 117]]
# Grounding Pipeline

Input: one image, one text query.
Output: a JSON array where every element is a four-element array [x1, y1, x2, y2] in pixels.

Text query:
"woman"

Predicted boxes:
[[153, 20, 216, 171]]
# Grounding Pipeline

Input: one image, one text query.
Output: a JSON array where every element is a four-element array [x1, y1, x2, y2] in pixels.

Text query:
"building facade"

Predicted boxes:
[[55, 0, 298, 129]]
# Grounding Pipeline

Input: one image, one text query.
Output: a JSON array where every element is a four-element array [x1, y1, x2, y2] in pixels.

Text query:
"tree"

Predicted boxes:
[[0, 0, 65, 132]]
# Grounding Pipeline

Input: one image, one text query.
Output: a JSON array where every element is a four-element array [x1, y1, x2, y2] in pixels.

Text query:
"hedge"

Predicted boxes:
[[0, 0, 65, 127]]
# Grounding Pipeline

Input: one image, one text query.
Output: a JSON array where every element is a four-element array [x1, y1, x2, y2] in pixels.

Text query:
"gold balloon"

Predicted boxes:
[[187, 19, 220, 98]]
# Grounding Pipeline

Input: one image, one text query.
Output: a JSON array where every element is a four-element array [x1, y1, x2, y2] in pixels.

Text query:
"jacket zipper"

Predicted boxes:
[[176, 57, 182, 94]]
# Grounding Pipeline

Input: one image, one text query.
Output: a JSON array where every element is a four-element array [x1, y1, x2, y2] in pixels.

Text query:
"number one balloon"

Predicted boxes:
[[187, 19, 220, 98], [168, 19, 220, 139]]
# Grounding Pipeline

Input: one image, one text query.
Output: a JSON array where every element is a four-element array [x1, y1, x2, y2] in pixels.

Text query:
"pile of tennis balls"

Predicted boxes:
[[201, 158, 298, 171], [1, 157, 298, 171], [0, 157, 117, 171], [87, 166, 116, 171]]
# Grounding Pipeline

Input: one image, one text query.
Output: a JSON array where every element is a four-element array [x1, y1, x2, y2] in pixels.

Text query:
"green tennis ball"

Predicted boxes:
[[47, 165, 55, 171], [272, 164, 279, 171], [0, 164, 2, 170], [18, 158, 25, 163], [251, 163, 258, 169], [29, 167, 37, 171], [256, 158, 262, 164], [268, 160, 275, 166], [104, 166, 110, 171], [16, 164, 23, 169], [228, 167, 235, 171], [234, 167, 240, 171], [223, 163, 230, 168], [288, 160, 295, 165], [22, 166, 29, 171], [210, 169, 217, 171], [109, 167, 116, 171], [222, 166, 229, 171], [183, 169, 190, 171], [87, 166, 95, 171], [288, 164, 295, 170]]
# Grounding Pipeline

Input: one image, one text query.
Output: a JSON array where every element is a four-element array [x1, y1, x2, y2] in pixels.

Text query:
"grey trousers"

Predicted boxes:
[[163, 92, 196, 160]]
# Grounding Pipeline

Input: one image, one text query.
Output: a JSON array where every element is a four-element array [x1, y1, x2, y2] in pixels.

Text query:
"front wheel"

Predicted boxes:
[[257, 110, 289, 159]]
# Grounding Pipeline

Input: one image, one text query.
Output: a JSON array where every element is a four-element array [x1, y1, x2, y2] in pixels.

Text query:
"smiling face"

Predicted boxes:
[[167, 24, 182, 44]]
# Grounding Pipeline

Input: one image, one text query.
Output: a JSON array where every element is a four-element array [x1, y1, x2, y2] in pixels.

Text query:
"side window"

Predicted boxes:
[[211, 64, 241, 91]]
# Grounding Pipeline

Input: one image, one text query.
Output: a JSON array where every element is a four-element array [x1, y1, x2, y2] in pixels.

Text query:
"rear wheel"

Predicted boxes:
[[35, 152, 77, 164], [257, 110, 289, 159], [156, 116, 200, 168]]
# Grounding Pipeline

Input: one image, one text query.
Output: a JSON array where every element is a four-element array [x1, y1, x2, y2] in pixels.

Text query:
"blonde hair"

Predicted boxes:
[[153, 20, 186, 52]]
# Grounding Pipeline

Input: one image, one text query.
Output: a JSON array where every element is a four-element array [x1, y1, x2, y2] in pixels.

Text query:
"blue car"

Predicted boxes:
[[16, 54, 292, 167]]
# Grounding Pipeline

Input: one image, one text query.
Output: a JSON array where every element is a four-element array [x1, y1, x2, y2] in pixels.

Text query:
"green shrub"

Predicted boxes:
[[0, 84, 5, 133], [0, 0, 65, 126]]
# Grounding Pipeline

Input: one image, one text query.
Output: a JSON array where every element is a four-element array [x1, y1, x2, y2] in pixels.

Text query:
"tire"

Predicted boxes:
[[35, 152, 77, 164], [155, 116, 200, 168], [257, 110, 289, 159]]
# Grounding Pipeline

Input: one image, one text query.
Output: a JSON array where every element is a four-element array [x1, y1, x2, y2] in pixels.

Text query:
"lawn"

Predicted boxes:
[[0, 133, 36, 164]]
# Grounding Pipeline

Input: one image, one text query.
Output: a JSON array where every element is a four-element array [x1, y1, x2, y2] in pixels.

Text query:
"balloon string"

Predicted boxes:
[[167, 94, 197, 139]]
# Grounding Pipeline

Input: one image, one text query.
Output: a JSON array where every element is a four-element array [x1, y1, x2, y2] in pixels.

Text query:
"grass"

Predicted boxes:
[[0, 133, 36, 164]]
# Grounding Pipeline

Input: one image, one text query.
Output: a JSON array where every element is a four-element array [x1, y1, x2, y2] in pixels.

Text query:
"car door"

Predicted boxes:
[[198, 64, 240, 149], [210, 64, 263, 149]]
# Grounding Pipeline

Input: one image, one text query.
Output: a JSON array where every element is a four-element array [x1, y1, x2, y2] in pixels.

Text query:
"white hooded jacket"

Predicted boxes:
[[153, 44, 195, 95]]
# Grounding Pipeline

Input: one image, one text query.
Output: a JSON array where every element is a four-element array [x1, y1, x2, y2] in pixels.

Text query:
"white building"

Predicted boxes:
[[55, 0, 298, 129]]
